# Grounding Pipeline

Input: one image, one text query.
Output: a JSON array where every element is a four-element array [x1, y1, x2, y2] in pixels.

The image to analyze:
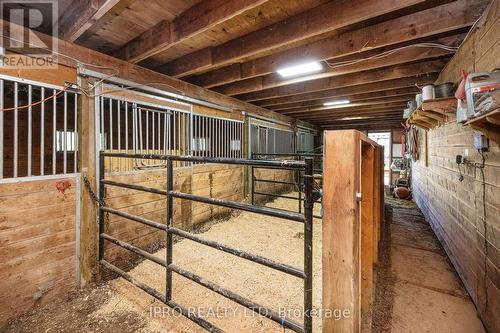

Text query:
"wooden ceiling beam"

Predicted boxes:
[[297, 104, 407, 119], [267, 87, 419, 111], [213, 41, 455, 96], [301, 108, 405, 121], [58, 0, 132, 42], [193, 2, 473, 90], [113, 0, 270, 63], [319, 121, 403, 130], [159, 0, 442, 78], [280, 96, 412, 115], [254, 75, 437, 107], [0, 19, 310, 128], [318, 117, 403, 126], [193, 0, 484, 87], [236, 59, 444, 102]]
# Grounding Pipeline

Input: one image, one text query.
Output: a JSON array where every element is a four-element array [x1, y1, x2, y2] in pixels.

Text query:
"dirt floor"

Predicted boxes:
[[371, 196, 486, 333], [2, 193, 322, 333], [2, 195, 487, 333]]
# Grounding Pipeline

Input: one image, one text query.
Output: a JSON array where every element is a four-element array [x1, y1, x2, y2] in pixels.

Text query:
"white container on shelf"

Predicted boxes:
[[422, 85, 435, 101]]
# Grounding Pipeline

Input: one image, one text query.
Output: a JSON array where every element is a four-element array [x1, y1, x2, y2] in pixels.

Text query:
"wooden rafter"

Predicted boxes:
[[280, 96, 413, 115], [0, 19, 310, 128], [297, 104, 407, 120], [254, 75, 437, 107], [159, 0, 443, 78], [267, 87, 419, 111], [304, 108, 405, 120], [114, 0, 270, 63], [236, 60, 445, 102], [58, 0, 134, 42], [191, 0, 476, 90], [212, 42, 455, 96]]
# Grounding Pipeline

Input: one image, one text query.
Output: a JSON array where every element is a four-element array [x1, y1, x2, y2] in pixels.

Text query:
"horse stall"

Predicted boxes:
[[0, 71, 384, 333]]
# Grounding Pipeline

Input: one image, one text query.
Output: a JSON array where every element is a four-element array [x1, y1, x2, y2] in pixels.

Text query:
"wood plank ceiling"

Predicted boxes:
[[53, 0, 490, 130]]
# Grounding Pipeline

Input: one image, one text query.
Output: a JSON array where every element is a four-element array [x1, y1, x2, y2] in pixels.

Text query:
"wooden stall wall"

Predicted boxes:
[[0, 176, 78, 325], [103, 164, 244, 267], [412, 2, 500, 332], [252, 168, 296, 203]]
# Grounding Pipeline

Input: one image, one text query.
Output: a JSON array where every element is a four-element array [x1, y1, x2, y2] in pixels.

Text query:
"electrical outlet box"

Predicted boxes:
[[464, 149, 469, 157], [473, 133, 489, 151]]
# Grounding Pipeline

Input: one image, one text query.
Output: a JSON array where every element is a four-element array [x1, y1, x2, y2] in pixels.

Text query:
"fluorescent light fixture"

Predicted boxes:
[[338, 116, 367, 121], [277, 61, 322, 77], [324, 100, 350, 106]]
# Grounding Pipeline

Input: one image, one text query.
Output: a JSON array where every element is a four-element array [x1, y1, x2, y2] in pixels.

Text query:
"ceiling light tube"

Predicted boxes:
[[324, 100, 350, 106], [277, 61, 322, 77]]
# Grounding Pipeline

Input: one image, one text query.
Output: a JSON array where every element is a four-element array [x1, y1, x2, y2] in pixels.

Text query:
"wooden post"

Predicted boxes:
[[360, 142, 375, 314], [323, 130, 361, 333], [78, 76, 99, 286], [323, 130, 383, 333]]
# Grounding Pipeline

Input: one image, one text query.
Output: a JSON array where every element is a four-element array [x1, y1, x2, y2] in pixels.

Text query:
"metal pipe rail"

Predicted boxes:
[[250, 152, 322, 217], [98, 152, 314, 333]]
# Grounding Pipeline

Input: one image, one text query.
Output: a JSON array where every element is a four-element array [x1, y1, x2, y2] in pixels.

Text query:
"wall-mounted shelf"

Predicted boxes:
[[422, 97, 457, 115], [408, 97, 457, 130], [465, 109, 500, 144]]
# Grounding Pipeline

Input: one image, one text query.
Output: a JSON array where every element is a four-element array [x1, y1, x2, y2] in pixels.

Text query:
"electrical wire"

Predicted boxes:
[[324, 43, 459, 69], [1, 33, 184, 96], [0, 88, 67, 112], [479, 151, 489, 313]]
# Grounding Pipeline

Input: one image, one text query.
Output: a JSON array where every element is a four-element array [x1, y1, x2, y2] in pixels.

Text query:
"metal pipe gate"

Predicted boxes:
[[251, 152, 323, 219], [98, 152, 316, 333]]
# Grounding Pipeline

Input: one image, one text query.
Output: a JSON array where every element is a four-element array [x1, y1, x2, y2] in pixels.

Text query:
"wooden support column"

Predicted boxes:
[[323, 130, 383, 333], [78, 76, 99, 286], [323, 130, 362, 333], [361, 142, 375, 314]]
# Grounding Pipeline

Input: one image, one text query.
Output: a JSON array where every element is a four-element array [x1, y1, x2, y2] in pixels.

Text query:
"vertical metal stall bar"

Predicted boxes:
[[179, 113, 182, 166], [145, 109, 149, 156], [0, 79, 3, 179], [138, 108, 143, 153], [215, 118, 218, 157], [98, 153, 105, 261], [251, 152, 254, 205], [201, 116, 205, 159], [166, 158, 173, 302], [233, 122, 237, 157], [74, 93, 78, 173], [152, 109, 155, 156], [117, 100, 121, 172], [125, 102, 128, 171], [28, 85, 32, 176], [63, 91, 68, 174], [298, 169, 302, 214], [100, 97, 104, 151], [27, 84, 33, 177], [163, 112, 167, 156], [230, 121, 233, 158], [239, 122, 242, 158], [52, 89, 57, 175], [303, 157, 314, 333], [132, 104, 137, 155], [192, 115, 196, 160], [13, 82, 18, 178], [223, 119, 227, 158], [182, 113, 185, 164], [172, 112, 176, 165], [207, 118, 213, 157], [157, 112, 161, 156], [109, 98, 113, 170], [167, 112, 170, 156]]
